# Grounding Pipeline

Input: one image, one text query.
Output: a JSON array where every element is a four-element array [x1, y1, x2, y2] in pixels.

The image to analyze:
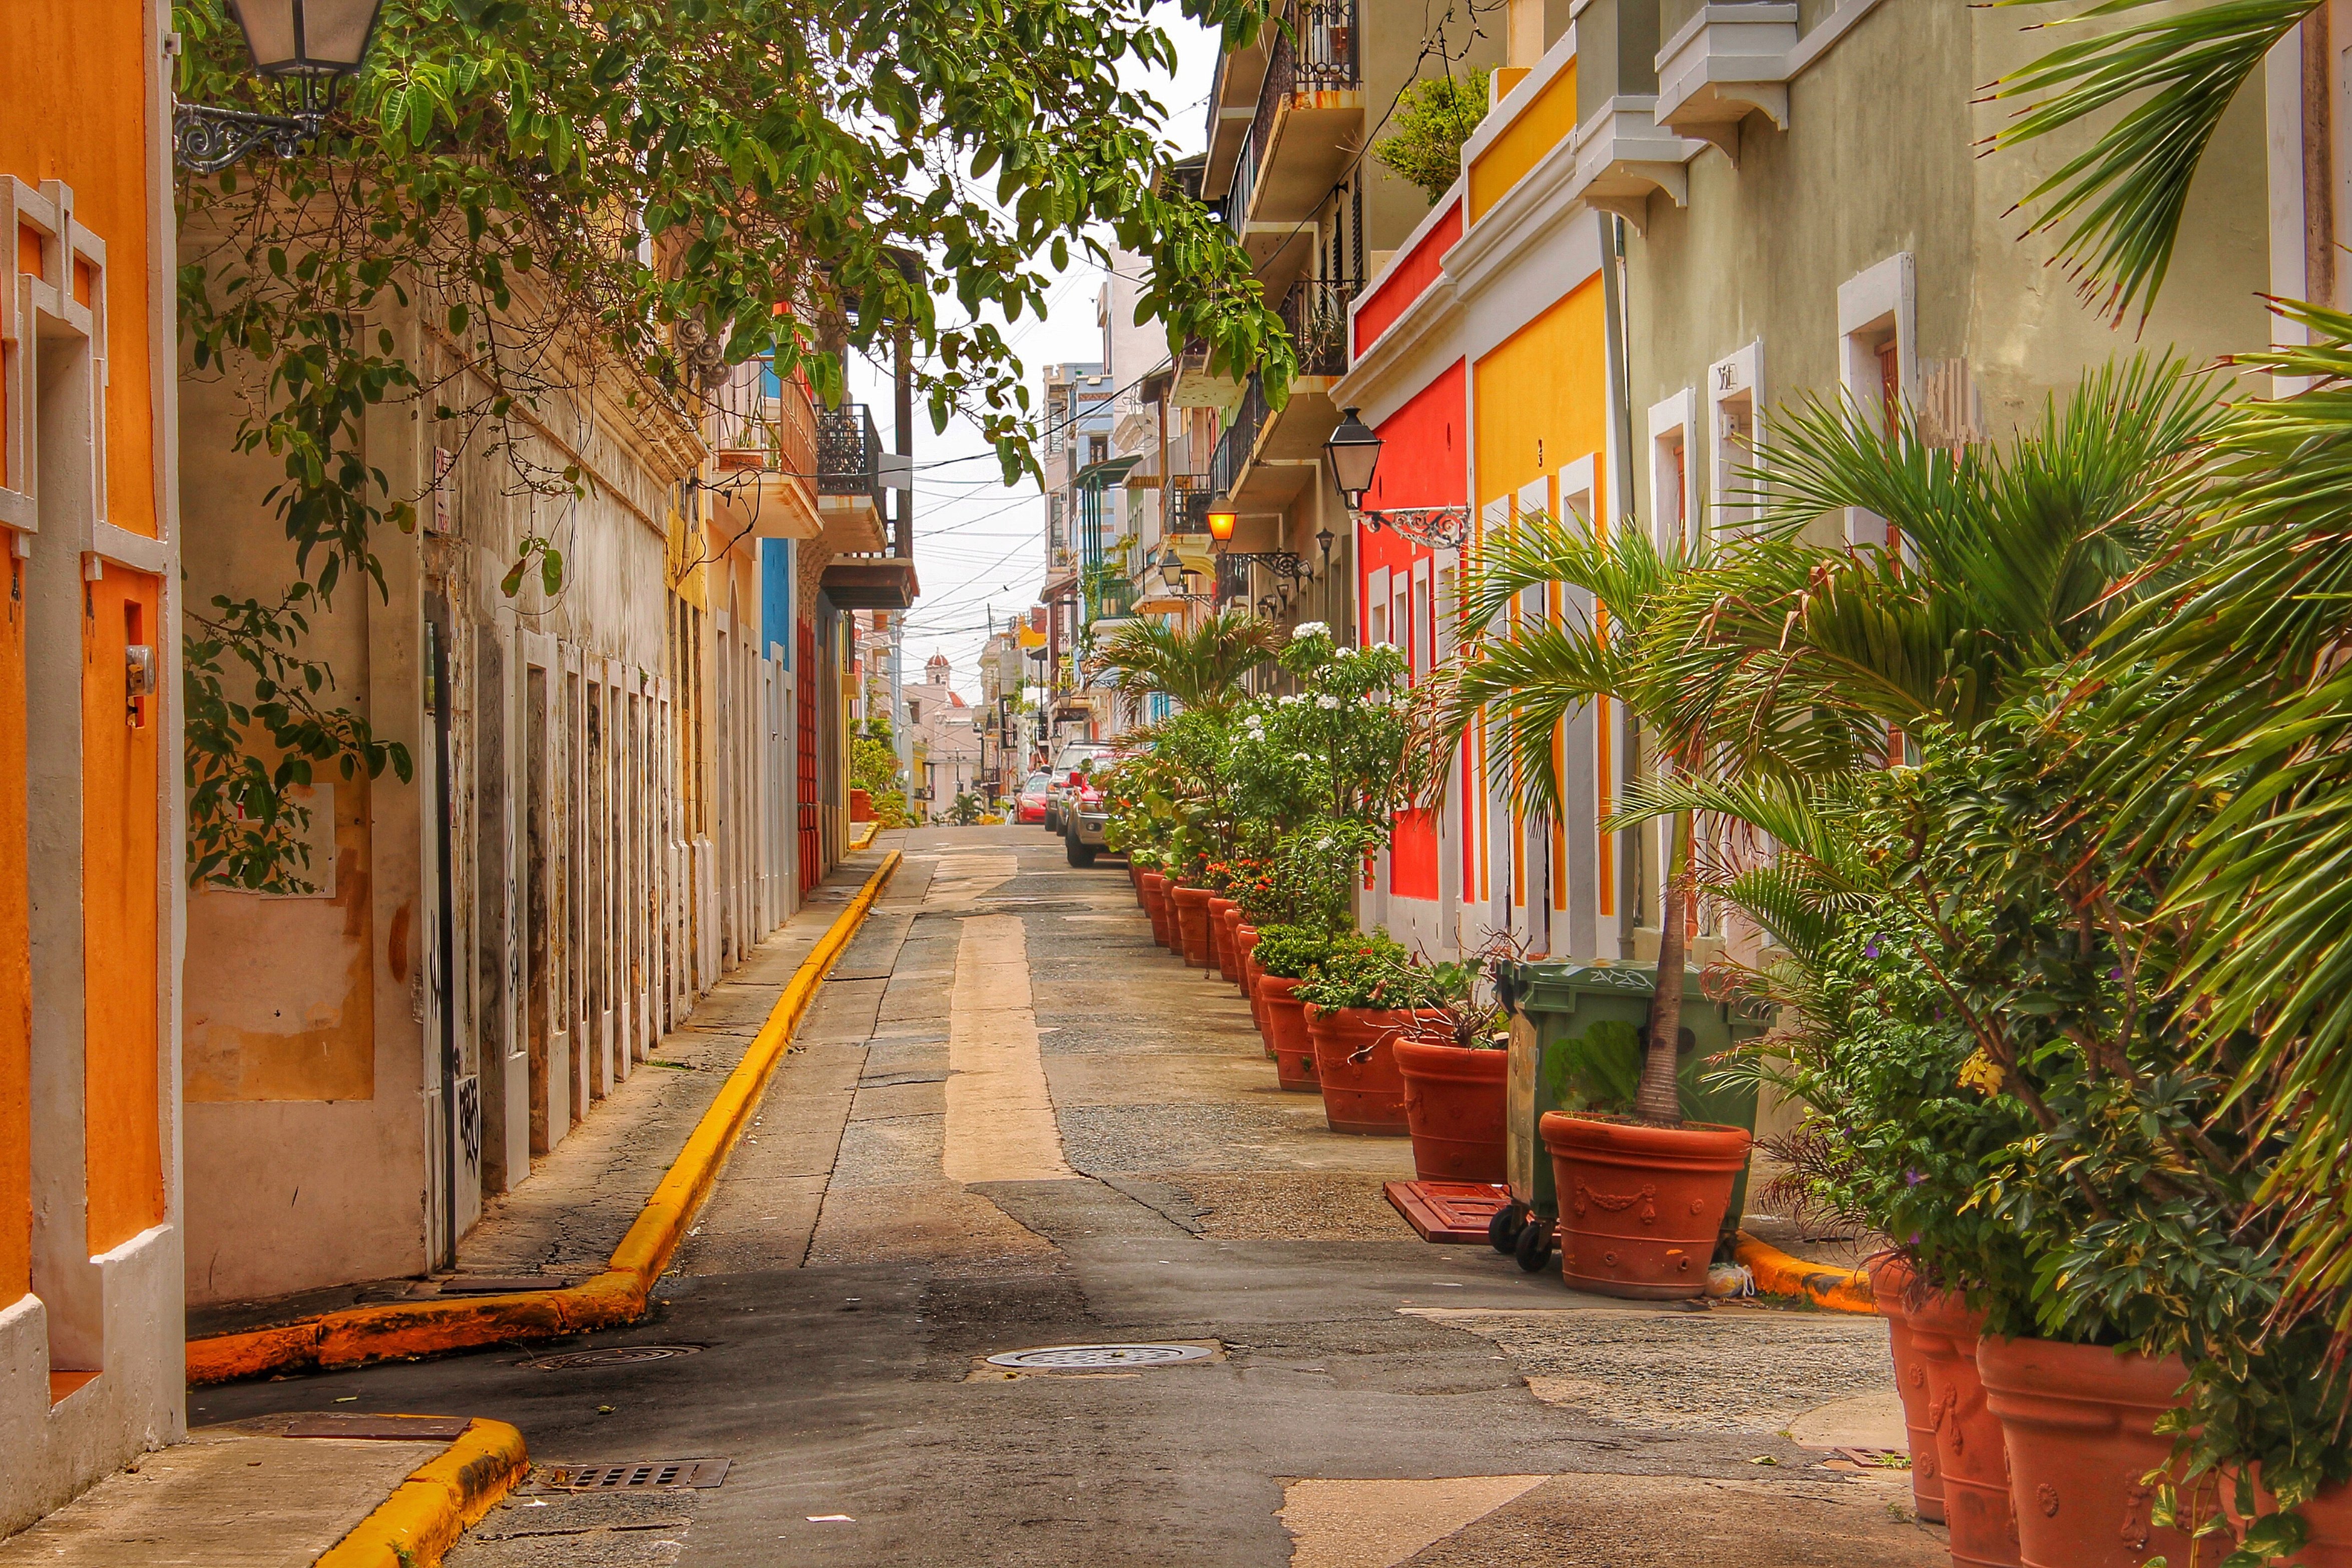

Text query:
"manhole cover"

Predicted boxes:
[[539, 1457, 731, 1490], [526, 1344, 704, 1370], [985, 1342, 1213, 1370]]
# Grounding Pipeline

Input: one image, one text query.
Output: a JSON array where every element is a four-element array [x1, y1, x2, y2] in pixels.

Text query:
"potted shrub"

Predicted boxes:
[[1390, 953, 1510, 1184], [1252, 924, 1336, 1092], [1294, 932, 1444, 1136]]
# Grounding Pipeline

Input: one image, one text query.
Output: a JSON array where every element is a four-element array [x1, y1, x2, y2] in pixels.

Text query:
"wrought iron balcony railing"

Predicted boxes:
[[1166, 473, 1214, 535], [1281, 275, 1361, 377], [816, 403, 883, 510], [1234, 0, 1360, 224], [1209, 374, 1269, 502]]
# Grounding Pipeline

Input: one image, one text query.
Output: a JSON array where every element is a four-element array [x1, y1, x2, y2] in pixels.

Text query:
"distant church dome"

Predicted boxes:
[[925, 652, 951, 681]]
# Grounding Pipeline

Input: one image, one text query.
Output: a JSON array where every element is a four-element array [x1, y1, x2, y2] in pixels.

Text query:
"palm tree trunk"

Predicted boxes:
[[1637, 809, 1689, 1127]]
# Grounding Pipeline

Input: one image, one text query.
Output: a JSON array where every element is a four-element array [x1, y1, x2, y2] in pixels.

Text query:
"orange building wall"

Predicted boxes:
[[0, 0, 159, 539], [1, 551, 26, 1299], [81, 570, 163, 1253], [1473, 276, 1609, 508], [1467, 60, 1579, 226]]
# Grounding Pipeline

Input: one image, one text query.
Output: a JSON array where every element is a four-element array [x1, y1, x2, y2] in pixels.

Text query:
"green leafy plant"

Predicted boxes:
[[1251, 923, 1337, 980], [1294, 930, 1444, 1013], [1371, 69, 1490, 202], [170, 0, 1295, 887]]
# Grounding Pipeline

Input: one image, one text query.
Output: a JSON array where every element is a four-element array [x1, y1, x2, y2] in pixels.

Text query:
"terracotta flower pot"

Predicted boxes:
[[1139, 872, 1173, 948], [2224, 1473, 2352, 1565], [1907, 1294, 2022, 1568], [1259, 976, 1317, 1090], [1306, 1005, 1416, 1135], [1207, 898, 1240, 980], [1867, 1255, 1948, 1525], [1171, 885, 1215, 967], [1394, 1036, 1507, 1183], [1218, 907, 1248, 990], [1537, 1113, 1750, 1301], [1979, 1337, 2205, 1568]]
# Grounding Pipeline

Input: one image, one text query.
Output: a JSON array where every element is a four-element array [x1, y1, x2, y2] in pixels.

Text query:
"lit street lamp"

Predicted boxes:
[[176, 0, 386, 173], [1324, 406, 1471, 550]]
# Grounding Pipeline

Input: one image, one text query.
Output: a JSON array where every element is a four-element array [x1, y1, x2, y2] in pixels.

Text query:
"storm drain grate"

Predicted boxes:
[[986, 1342, 1214, 1370], [539, 1457, 731, 1490], [525, 1343, 705, 1370]]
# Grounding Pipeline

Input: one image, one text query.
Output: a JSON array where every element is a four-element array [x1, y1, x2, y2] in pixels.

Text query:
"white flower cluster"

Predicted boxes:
[[1315, 694, 1342, 710], [1291, 621, 1329, 640]]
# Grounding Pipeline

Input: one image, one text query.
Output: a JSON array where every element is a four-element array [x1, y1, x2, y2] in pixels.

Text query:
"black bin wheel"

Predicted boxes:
[[1487, 1203, 1524, 1255], [1515, 1214, 1554, 1273]]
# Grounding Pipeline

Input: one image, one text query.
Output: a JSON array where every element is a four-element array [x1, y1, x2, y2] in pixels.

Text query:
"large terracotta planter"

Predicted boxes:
[[1979, 1337, 2204, 1568], [1207, 898, 1240, 980], [1394, 1037, 1507, 1183], [1537, 1113, 1751, 1301], [2226, 1476, 2352, 1566], [1908, 1295, 2022, 1567], [1218, 907, 1248, 990], [1305, 1006, 1415, 1135], [1171, 885, 1214, 967], [1237, 927, 1266, 1037], [1868, 1255, 1948, 1526], [1139, 872, 1173, 949], [1259, 976, 1317, 1090]]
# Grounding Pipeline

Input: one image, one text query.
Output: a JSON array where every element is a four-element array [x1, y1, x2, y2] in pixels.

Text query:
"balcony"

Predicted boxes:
[[1225, 1, 1361, 277], [1281, 275, 1360, 378], [817, 401, 915, 607], [1165, 473, 1214, 536], [708, 374, 823, 541]]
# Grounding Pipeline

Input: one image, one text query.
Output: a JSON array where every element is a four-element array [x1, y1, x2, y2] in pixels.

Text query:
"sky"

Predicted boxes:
[[841, 14, 1222, 701]]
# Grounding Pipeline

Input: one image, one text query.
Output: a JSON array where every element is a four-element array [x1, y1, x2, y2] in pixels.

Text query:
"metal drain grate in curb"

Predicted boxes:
[[538, 1457, 731, 1490], [985, 1342, 1214, 1370], [525, 1343, 705, 1370]]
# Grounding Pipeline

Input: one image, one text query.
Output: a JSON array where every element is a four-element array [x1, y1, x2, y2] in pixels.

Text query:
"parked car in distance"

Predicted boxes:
[[1015, 771, 1054, 825], [1066, 768, 1110, 867], [1044, 739, 1114, 830]]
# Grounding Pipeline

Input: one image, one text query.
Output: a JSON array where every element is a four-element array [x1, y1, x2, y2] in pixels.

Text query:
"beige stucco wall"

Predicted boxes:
[[1621, 0, 2271, 486]]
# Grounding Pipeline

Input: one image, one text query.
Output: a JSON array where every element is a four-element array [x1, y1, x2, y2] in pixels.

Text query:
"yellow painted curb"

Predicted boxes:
[[189, 852, 905, 1385], [314, 1417, 528, 1568], [1732, 1232, 1877, 1314], [850, 819, 880, 849]]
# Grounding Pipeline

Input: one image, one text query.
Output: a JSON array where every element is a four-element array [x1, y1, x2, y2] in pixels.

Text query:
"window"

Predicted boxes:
[[1837, 252, 1916, 548], [1707, 342, 1762, 533], [1646, 390, 1697, 551], [1087, 434, 1109, 467]]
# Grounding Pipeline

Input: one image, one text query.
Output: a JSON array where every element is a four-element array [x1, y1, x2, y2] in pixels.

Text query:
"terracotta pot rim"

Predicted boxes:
[[1978, 1335, 2189, 1408], [1258, 974, 1305, 997], [1393, 1035, 1509, 1081], [1538, 1110, 1751, 1162], [1170, 886, 1213, 905]]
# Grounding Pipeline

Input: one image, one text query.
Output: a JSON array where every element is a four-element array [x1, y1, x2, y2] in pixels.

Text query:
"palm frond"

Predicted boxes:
[[1990, 0, 2314, 325], [1094, 610, 1281, 715]]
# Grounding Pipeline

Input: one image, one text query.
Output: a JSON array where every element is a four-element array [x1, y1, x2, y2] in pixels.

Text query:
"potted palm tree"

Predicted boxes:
[[1442, 517, 1754, 1298]]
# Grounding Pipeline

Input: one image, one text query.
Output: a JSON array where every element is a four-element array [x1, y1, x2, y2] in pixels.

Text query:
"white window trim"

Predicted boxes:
[[1646, 388, 1699, 553], [1837, 251, 1916, 547], [1365, 564, 1392, 647], [1706, 340, 1763, 535], [1557, 452, 1598, 531]]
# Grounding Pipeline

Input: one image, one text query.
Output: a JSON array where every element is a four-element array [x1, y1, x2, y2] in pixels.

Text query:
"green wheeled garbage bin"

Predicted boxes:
[[1485, 960, 1771, 1275]]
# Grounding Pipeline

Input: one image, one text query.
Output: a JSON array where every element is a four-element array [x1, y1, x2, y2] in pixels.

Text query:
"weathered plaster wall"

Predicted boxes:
[[1623, 0, 2272, 493]]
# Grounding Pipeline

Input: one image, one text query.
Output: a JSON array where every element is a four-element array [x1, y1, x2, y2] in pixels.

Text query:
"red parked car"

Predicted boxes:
[[1014, 771, 1054, 824]]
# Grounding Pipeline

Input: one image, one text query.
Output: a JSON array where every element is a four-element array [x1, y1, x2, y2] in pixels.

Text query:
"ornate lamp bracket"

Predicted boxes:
[[174, 104, 328, 173], [1359, 507, 1473, 551]]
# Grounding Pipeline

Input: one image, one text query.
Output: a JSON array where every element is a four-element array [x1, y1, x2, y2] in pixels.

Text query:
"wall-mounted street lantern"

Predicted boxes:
[[1324, 406, 1472, 551], [176, 0, 386, 174], [1205, 498, 1238, 544], [1156, 543, 1213, 606]]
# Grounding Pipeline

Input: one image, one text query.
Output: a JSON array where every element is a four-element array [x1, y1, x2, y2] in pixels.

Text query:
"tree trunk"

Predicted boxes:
[[1636, 810, 1689, 1127]]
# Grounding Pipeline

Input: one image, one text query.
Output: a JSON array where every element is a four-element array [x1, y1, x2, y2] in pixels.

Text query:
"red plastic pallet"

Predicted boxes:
[[1384, 1180, 1512, 1244]]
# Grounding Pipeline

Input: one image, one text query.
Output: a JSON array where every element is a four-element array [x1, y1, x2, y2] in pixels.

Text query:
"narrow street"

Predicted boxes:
[[196, 827, 1939, 1568]]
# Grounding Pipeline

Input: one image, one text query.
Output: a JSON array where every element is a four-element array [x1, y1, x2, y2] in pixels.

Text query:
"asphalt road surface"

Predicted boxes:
[[196, 825, 1947, 1568]]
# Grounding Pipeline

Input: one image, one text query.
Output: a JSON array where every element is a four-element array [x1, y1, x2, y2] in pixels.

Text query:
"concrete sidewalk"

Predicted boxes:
[[0, 1415, 522, 1568], [188, 852, 893, 1342]]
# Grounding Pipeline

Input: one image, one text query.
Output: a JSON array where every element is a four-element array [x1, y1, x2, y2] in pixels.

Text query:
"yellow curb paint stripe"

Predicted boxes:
[[1732, 1231, 1877, 1314], [188, 852, 904, 1386], [850, 819, 880, 850], [314, 1417, 529, 1568]]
